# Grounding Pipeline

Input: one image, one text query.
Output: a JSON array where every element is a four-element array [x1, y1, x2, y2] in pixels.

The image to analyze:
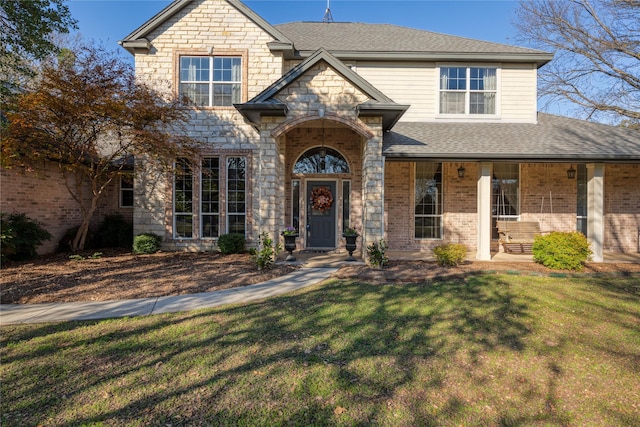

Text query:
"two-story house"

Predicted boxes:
[[119, 0, 640, 262]]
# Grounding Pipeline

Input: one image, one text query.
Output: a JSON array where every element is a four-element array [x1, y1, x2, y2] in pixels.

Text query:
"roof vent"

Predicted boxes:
[[322, 0, 334, 22]]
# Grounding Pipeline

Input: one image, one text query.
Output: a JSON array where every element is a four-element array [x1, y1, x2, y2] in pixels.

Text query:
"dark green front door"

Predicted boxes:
[[307, 181, 336, 248]]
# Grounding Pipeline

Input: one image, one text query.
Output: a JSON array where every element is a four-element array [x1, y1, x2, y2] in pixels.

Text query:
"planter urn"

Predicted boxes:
[[282, 233, 298, 261], [343, 234, 358, 261]]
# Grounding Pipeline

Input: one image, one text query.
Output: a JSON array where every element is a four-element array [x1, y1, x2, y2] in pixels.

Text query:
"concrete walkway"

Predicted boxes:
[[0, 267, 338, 325]]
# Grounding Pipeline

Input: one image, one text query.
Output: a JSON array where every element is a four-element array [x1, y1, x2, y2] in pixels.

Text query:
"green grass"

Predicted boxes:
[[2, 274, 639, 426]]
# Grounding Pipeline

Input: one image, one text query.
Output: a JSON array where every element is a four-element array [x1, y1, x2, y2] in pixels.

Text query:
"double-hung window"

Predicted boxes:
[[174, 158, 194, 238], [180, 56, 242, 107], [119, 173, 134, 208], [415, 162, 443, 239], [201, 158, 220, 238], [226, 157, 246, 235], [439, 66, 497, 115]]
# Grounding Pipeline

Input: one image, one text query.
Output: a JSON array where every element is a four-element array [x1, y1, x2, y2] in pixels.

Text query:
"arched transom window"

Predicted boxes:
[[293, 147, 350, 174]]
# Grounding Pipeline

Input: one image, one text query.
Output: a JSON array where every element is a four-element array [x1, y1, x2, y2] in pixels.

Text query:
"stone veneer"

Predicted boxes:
[[130, 0, 283, 246]]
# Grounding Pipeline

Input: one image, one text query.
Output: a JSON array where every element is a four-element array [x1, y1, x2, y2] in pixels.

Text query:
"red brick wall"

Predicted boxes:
[[1, 162, 132, 254], [383, 162, 639, 255], [384, 161, 477, 252], [520, 163, 576, 232], [605, 164, 640, 252]]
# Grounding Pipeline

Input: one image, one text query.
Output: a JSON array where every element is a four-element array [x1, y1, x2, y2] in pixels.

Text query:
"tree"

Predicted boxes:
[[2, 42, 201, 251], [1, 0, 77, 99], [515, 0, 639, 123]]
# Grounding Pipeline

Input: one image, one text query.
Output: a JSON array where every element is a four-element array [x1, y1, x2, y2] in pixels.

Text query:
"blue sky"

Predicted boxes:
[[67, 0, 526, 54]]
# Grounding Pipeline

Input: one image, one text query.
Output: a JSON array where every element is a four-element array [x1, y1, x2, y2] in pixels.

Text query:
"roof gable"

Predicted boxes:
[[235, 48, 409, 130], [119, 0, 292, 53]]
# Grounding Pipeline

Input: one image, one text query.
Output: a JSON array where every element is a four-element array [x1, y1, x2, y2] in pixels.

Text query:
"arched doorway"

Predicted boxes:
[[293, 146, 351, 249]]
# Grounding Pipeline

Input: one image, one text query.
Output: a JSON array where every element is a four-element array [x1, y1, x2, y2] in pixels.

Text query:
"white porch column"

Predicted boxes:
[[477, 162, 492, 260], [587, 163, 605, 262]]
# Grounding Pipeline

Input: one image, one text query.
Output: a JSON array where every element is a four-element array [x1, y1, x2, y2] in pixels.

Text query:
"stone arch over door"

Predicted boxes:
[[280, 117, 367, 251]]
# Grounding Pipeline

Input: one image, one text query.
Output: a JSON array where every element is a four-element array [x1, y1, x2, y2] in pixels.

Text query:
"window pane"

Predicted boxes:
[[120, 174, 134, 207], [440, 67, 466, 90], [415, 216, 442, 239], [202, 214, 219, 238], [470, 92, 495, 114], [342, 180, 351, 231], [180, 83, 209, 106], [292, 180, 300, 230], [293, 147, 350, 174], [440, 92, 465, 114], [180, 57, 209, 81]]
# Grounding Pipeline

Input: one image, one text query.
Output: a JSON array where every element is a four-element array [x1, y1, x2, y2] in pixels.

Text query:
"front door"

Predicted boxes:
[[307, 181, 336, 248]]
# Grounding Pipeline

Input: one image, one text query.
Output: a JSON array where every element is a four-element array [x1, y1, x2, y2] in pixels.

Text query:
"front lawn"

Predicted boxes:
[[2, 273, 639, 425]]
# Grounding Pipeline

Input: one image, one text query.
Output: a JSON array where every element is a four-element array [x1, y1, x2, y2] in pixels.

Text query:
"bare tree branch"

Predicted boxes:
[[516, 0, 640, 123]]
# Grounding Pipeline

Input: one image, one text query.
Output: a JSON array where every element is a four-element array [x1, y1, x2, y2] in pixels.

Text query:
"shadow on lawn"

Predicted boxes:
[[3, 274, 635, 425]]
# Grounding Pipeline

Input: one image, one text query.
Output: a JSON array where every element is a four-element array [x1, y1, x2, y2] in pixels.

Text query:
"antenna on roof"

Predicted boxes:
[[322, 0, 334, 22]]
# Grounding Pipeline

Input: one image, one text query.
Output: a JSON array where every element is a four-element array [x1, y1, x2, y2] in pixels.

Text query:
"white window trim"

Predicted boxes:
[[414, 162, 444, 240], [226, 156, 247, 236], [173, 159, 194, 239], [436, 64, 501, 120], [179, 55, 242, 108], [200, 157, 220, 240]]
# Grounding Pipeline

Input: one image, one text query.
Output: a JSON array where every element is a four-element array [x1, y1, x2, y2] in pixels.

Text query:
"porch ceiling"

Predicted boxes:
[[383, 113, 640, 162]]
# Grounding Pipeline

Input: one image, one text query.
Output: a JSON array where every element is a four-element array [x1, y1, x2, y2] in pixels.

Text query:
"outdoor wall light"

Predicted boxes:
[[457, 165, 466, 178], [567, 165, 576, 179]]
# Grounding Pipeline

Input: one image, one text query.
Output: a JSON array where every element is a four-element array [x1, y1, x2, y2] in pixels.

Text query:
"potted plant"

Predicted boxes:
[[342, 227, 359, 261], [281, 226, 299, 261]]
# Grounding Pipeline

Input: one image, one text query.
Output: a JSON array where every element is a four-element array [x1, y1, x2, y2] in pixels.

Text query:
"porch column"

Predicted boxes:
[[477, 162, 492, 260], [587, 163, 605, 262], [361, 120, 385, 251]]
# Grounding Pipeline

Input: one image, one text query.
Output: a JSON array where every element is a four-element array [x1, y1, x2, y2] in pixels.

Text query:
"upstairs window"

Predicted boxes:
[[180, 56, 242, 107], [439, 66, 497, 115]]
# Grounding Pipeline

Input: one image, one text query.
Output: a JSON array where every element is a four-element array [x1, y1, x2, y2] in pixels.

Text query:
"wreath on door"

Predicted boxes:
[[310, 186, 334, 212]]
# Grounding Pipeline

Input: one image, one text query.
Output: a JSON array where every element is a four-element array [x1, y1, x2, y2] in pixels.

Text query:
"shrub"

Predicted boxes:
[[533, 231, 592, 271], [1, 212, 52, 262], [217, 233, 246, 255], [133, 233, 162, 254], [367, 239, 388, 269], [96, 214, 133, 248], [433, 243, 467, 267], [253, 232, 281, 270]]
